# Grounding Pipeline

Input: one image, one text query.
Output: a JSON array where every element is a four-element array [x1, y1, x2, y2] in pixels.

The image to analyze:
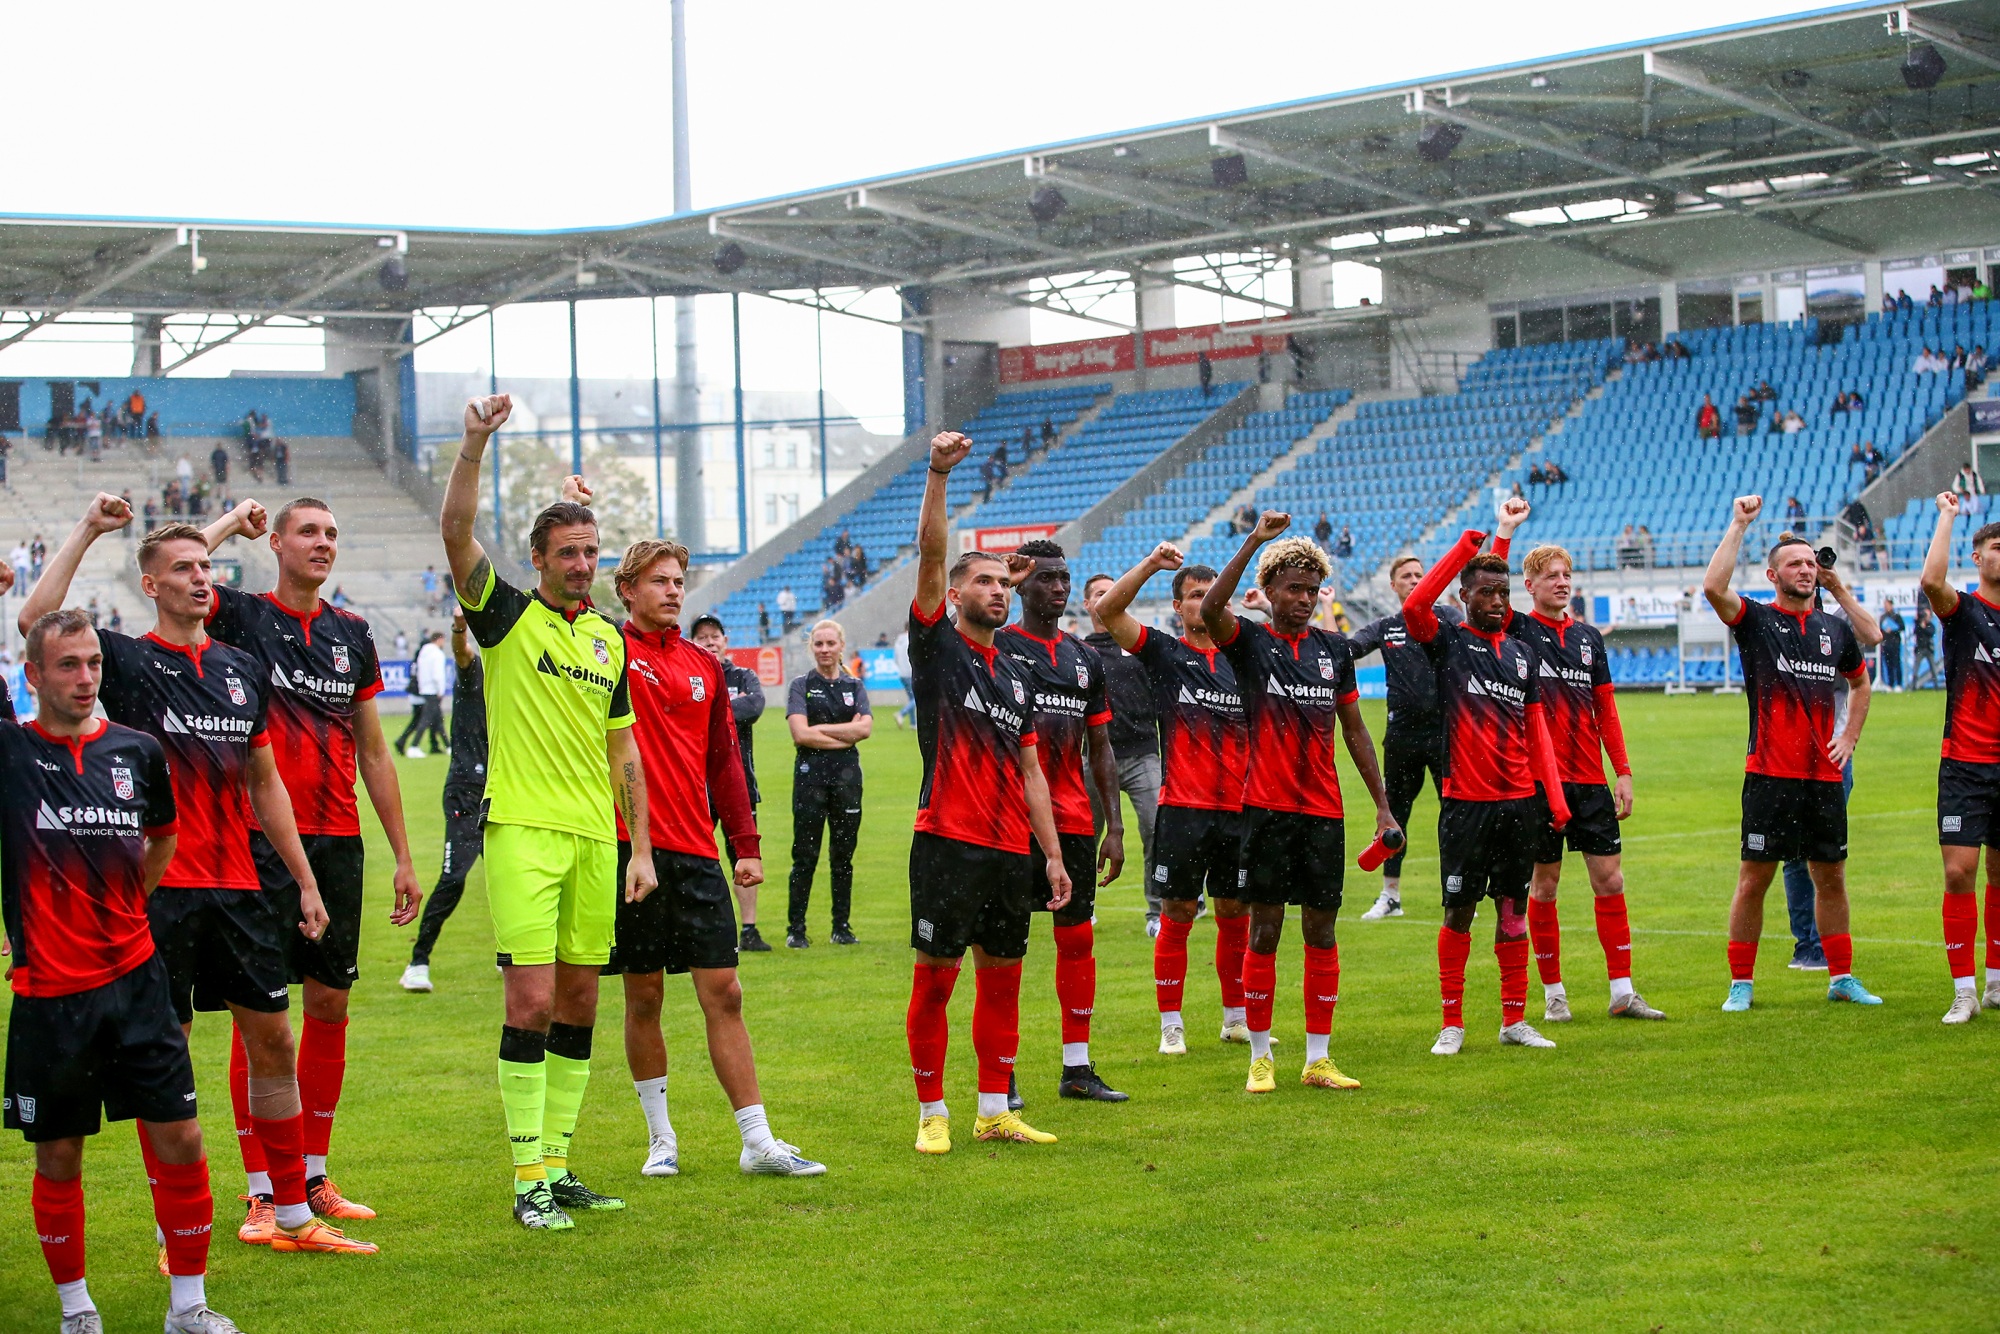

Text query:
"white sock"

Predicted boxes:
[[56, 1279, 93, 1318], [919, 1099, 948, 1120], [1609, 976, 1635, 1000], [1831, 971, 1853, 983], [1382, 879, 1400, 900], [1544, 981, 1567, 1000], [305, 1154, 327, 1180], [1954, 974, 1975, 989], [1990, 965, 2000, 986], [1305, 1032, 1330, 1063], [734, 1103, 776, 1155], [977, 1091, 1009, 1119], [633, 1076, 674, 1143], [1249, 1031, 1272, 1059], [1061, 1042, 1089, 1067], [1159, 1010, 1183, 1031], [274, 1201, 312, 1230], [1222, 1005, 1246, 1028], [167, 1272, 206, 1315], [245, 1170, 272, 1197]]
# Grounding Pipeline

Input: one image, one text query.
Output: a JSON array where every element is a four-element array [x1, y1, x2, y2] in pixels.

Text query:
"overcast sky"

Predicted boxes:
[[14, 0, 1828, 230]]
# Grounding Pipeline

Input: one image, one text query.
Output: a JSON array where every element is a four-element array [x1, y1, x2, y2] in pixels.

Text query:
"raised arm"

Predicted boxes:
[[19, 493, 130, 636], [441, 395, 513, 595], [1402, 528, 1486, 642], [1098, 542, 1181, 651], [1816, 562, 1882, 649], [451, 609, 476, 668], [1202, 511, 1290, 645], [1491, 495, 1529, 553], [201, 498, 267, 553], [916, 431, 972, 614], [1922, 491, 1963, 618], [1703, 495, 1760, 625]]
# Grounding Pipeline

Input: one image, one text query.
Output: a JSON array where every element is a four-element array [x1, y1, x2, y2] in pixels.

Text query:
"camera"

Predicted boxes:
[[1816, 546, 1838, 569]]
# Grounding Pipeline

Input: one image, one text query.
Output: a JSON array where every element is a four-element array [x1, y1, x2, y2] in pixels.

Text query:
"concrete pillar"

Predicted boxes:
[[1864, 260, 1883, 316], [1135, 261, 1175, 389], [131, 315, 164, 376], [1658, 282, 1679, 336]]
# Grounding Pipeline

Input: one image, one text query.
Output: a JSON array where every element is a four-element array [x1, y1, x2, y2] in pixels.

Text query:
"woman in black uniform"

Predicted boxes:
[[785, 619, 871, 948]]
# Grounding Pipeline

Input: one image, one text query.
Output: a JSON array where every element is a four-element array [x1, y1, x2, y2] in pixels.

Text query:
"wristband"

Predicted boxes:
[[929, 465, 951, 475]]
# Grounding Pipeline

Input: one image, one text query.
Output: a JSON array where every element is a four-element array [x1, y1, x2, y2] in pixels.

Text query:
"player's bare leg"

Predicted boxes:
[[1940, 845, 1985, 1023], [1724, 861, 1776, 1010], [622, 972, 679, 1175], [690, 967, 823, 1175], [1533, 855, 1664, 1022], [1807, 860, 1881, 1005]]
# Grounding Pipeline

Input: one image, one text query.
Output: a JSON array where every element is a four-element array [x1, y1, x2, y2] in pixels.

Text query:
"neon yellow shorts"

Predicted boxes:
[[483, 824, 618, 967]]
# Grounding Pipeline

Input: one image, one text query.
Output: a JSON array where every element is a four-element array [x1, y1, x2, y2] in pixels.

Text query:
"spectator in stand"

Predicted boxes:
[[331, 585, 349, 609], [1881, 291, 1899, 317], [1967, 345, 1991, 389], [777, 584, 797, 633], [1528, 462, 1546, 486], [1781, 410, 1806, 435], [1928, 284, 1945, 308], [273, 436, 290, 485], [126, 387, 145, 424], [1830, 391, 1854, 417], [1785, 495, 1807, 524], [1020, 424, 1033, 462], [29, 533, 46, 580], [757, 602, 772, 642], [1912, 602, 1939, 689], [83, 407, 102, 461], [847, 543, 868, 587], [1335, 524, 1354, 560], [992, 441, 1008, 482], [833, 529, 851, 557], [1951, 344, 1970, 371], [1753, 380, 1777, 403], [0, 434, 9, 489], [979, 451, 999, 503], [1946, 283, 1962, 307], [821, 556, 844, 613], [1735, 395, 1760, 435], [1696, 392, 1720, 439], [1197, 350, 1213, 397], [1547, 461, 1569, 484], [1878, 596, 1905, 692], [210, 442, 229, 484], [144, 412, 160, 447], [1953, 463, 1986, 518], [1663, 338, 1690, 359], [1913, 346, 1946, 374], [8, 539, 27, 589], [141, 497, 159, 533], [1617, 524, 1641, 569], [1856, 441, 1885, 483], [1040, 416, 1056, 453], [1233, 503, 1256, 535], [1313, 513, 1333, 545], [106, 605, 121, 634], [1637, 525, 1656, 568], [422, 565, 440, 612], [1767, 408, 1786, 436], [1897, 288, 1914, 313]]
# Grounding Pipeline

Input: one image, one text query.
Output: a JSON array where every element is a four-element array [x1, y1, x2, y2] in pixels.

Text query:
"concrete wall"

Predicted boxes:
[[1855, 401, 1972, 535], [15, 375, 356, 436]]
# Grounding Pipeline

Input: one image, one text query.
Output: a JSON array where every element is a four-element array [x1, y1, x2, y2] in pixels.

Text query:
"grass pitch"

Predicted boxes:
[[2, 692, 1994, 1332]]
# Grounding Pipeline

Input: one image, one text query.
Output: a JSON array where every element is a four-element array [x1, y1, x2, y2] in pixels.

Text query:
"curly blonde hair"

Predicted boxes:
[[1257, 535, 1332, 588]]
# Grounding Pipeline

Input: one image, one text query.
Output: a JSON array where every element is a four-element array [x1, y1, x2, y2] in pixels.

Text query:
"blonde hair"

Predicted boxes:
[[1521, 544, 1574, 579], [614, 539, 690, 605], [807, 618, 847, 651], [137, 522, 207, 573], [1257, 536, 1332, 589]]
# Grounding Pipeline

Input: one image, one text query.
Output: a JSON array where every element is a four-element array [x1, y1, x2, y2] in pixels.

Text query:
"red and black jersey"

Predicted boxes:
[[998, 625, 1110, 837], [1416, 616, 1541, 801], [96, 630, 270, 890], [206, 585, 383, 836], [908, 599, 1039, 852], [1, 720, 176, 997], [1726, 598, 1866, 782], [1129, 627, 1247, 812], [1348, 612, 1443, 732], [619, 624, 760, 862], [1505, 610, 1629, 785], [1940, 590, 2000, 764], [1215, 619, 1357, 819]]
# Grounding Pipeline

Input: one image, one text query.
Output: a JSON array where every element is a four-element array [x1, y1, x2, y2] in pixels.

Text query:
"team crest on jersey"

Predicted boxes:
[[1581, 643, 1593, 666], [332, 645, 351, 674], [226, 676, 246, 706], [690, 675, 706, 702], [1319, 656, 1335, 680], [111, 766, 134, 800], [592, 637, 610, 665], [1515, 656, 1528, 679], [1075, 662, 1089, 688], [842, 689, 854, 705], [1819, 634, 1832, 656], [1012, 679, 1026, 705]]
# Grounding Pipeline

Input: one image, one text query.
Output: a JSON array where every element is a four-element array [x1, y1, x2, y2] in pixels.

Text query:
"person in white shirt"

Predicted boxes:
[[397, 631, 450, 756], [893, 628, 914, 728], [776, 585, 797, 634]]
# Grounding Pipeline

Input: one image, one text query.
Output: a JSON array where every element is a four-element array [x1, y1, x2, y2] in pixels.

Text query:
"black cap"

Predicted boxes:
[[689, 613, 726, 637]]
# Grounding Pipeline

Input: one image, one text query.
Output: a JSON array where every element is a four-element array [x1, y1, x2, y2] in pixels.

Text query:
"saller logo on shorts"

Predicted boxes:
[[1747, 833, 1766, 851], [1943, 815, 1964, 832], [917, 919, 934, 942]]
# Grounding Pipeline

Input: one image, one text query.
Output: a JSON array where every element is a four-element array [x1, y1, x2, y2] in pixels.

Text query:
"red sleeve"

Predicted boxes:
[[1403, 529, 1486, 642], [144, 821, 178, 838], [704, 674, 760, 859], [910, 597, 945, 627], [250, 731, 271, 749], [1086, 710, 1113, 727], [1491, 535, 1510, 560], [1592, 683, 1631, 776], [1021, 730, 1039, 750], [1527, 703, 1570, 828], [356, 680, 383, 702]]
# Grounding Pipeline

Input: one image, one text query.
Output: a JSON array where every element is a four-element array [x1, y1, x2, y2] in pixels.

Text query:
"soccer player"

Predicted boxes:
[[1486, 517, 1665, 1023], [689, 612, 772, 952], [5, 609, 242, 1334], [1401, 504, 1572, 1056], [199, 495, 423, 1221], [402, 607, 488, 990], [440, 395, 656, 1230], [785, 618, 871, 948], [904, 430, 1073, 1154], [1092, 543, 1256, 1055], [1919, 491, 2000, 1023], [1079, 572, 1162, 933], [19, 496, 373, 1254], [1702, 496, 1879, 1011], [999, 539, 1127, 1104], [1349, 555, 1444, 921], [607, 538, 823, 1178], [1200, 512, 1397, 1092]]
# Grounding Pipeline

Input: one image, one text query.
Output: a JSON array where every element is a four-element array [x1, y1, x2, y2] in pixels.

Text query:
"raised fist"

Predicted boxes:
[[561, 474, 593, 506], [464, 394, 512, 437], [84, 492, 133, 534], [1149, 542, 1185, 570], [235, 499, 269, 540], [1498, 495, 1531, 527], [1937, 491, 1961, 518], [1252, 510, 1291, 542], [1732, 495, 1763, 525], [1003, 551, 1036, 587], [929, 431, 973, 473]]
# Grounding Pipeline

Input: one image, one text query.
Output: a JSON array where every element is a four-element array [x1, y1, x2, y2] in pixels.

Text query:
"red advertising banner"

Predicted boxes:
[[960, 521, 1061, 553], [728, 645, 785, 687], [997, 319, 1288, 384]]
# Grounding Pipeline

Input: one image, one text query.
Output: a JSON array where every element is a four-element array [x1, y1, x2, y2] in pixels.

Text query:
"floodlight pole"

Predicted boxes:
[[815, 296, 828, 501], [732, 292, 748, 557], [650, 296, 666, 538], [567, 299, 583, 476], [489, 310, 502, 550], [671, 0, 705, 553]]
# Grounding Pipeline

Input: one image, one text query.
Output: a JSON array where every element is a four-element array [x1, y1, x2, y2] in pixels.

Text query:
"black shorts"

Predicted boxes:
[[147, 887, 293, 1025], [1030, 831, 1099, 919], [1532, 782, 1623, 862], [1237, 806, 1346, 912], [909, 831, 1035, 960], [1938, 758, 2000, 848], [1152, 805, 1244, 904], [251, 831, 365, 989], [604, 845, 740, 975], [5, 956, 198, 1142], [1438, 797, 1537, 911], [1740, 773, 1847, 864]]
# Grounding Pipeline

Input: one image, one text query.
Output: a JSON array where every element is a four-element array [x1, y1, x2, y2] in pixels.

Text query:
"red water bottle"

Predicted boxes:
[[1357, 827, 1406, 872]]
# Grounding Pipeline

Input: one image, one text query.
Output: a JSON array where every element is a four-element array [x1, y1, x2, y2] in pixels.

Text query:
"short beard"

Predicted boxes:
[[960, 599, 1008, 630]]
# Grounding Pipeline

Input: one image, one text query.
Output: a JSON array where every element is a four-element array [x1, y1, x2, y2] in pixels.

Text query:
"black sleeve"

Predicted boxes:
[[1347, 615, 1386, 659], [1835, 622, 1865, 677], [1588, 628, 1613, 689], [1216, 617, 1263, 674], [140, 735, 177, 832], [458, 564, 533, 650], [851, 679, 872, 717], [203, 583, 259, 647], [729, 666, 765, 723], [786, 676, 810, 717], [94, 630, 145, 721]]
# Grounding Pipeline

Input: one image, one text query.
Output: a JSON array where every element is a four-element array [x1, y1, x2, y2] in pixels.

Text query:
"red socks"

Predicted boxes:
[[1823, 932, 1854, 979], [1593, 893, 1634, 981], [1215, 913, 1248, 1008], [149, 1158, 214, 1277], [1496, 938, 1529, 1026], [1153, 916, 1191, 1014], [227, 1026, 266, 1176], [1438, 927, 1471, 1027], [32, 1172, 85, 1285], [1728, 939, 1758, 981], [298, 1014, 348, 1160], [1986, 884, 2000, 973], [1051, 921, 1095, 1046], [1945, 893, 1978, 981], [1302, 945, 1339, 1036], [971, 963, 1022, 1096], [253, 1110, 308, 1210], [1527, 898, 1562, 986], [905, 962, 959, 1102], [1241, 949, 1277, 1035]]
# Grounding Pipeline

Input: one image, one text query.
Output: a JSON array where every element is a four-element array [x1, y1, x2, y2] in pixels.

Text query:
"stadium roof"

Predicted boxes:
[[9, 0, 2000, 358]]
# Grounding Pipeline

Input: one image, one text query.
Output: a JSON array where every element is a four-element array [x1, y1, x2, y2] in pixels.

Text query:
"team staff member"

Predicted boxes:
[[402, 608, 489, 992], [903, 430, 1071, 1155], [1203, 512, 1396, 1093], [20, 498, 371, 1256], [689, 613, 771, 952], [785, 619, 871, 948], [441, 395, 655, 1232], [1919, 492, 2000, 1023], [1348, 555, 1446, 921], [1081, 573, 1163, 935], [5, 610, 244, 1334], [200, 495, 423, 1223], [1702, 496, 1878, 1012], [0, 560, 13, 715]]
